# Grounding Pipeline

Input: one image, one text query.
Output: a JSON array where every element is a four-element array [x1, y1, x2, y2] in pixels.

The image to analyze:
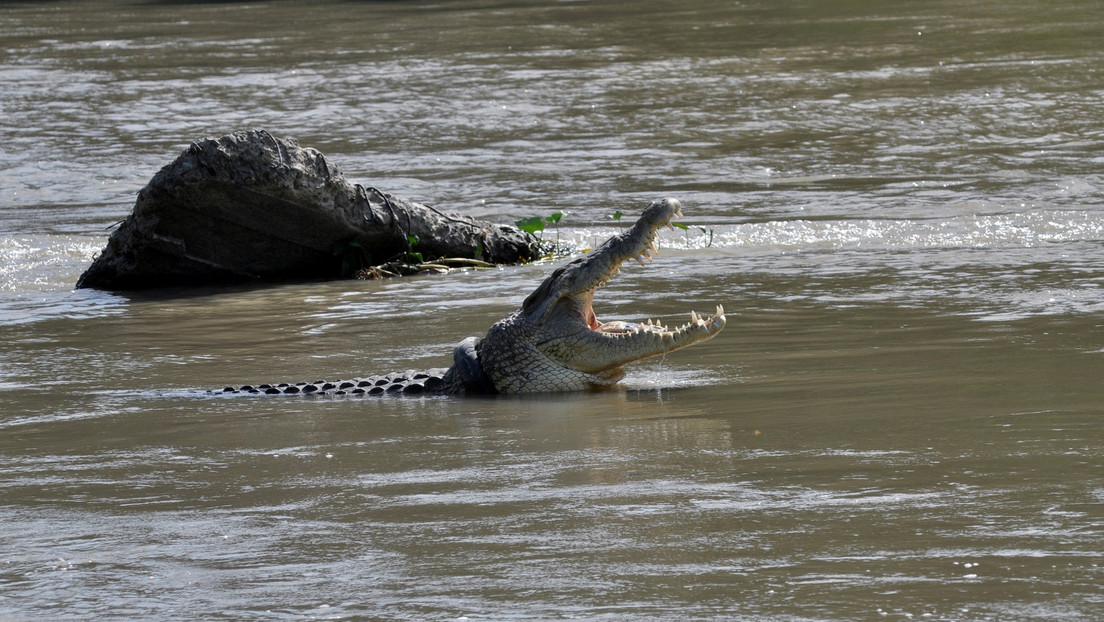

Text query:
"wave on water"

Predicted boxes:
[[0, 235, 99, 290], [722, 210, 1104, 252], [0, 234, 123, 324], [3, 207, 1103, 326], [557, 209, 1104, 253], [562, 208, 1104, 321]]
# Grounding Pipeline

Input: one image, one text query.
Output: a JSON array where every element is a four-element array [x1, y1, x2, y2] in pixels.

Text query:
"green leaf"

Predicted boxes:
[[515, 216, 546, 235], [671, 221, 690, 231], [611, 210, 623, 221], [546, 212, 563, 225]]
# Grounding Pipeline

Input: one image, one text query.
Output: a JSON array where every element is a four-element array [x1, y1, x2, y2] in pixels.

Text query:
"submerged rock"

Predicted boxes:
[[76, 129, 538, 290]]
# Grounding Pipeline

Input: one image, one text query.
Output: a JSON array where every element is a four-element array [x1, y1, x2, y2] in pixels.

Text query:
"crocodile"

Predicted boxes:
[[217, 198, 726, 396]]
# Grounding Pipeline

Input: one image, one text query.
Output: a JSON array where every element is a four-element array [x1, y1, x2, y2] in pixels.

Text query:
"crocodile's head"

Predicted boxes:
[[478, 198, 727, 393]]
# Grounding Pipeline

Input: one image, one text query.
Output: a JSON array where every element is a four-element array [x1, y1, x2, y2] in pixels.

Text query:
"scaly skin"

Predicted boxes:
[[219, 198, 726, 396]]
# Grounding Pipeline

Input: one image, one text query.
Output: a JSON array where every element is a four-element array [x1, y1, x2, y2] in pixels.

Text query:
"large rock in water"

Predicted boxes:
[[76, 130, 538, 290]]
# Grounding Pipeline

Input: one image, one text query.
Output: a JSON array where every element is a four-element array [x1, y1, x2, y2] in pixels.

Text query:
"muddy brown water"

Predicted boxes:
[[2, 1, 1102, 619]]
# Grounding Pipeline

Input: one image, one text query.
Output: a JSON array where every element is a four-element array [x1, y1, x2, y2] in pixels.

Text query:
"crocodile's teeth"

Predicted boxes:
[[691, 310, 700, 323], [635, 255, 647, 267], [716, 304, 725, 317]]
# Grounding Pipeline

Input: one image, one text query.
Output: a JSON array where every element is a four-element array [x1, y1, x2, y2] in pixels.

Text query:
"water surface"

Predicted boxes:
[[2, 1, 1102, 619]]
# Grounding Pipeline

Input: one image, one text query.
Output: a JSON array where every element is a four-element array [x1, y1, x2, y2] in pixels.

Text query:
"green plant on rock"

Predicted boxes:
[[404, 233, 424, 263], [515, 216, 546, 237]]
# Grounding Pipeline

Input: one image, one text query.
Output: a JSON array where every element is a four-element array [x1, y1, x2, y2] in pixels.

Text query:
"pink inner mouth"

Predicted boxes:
[[595, 320, 638, 334], [581, 291, 642, 334]]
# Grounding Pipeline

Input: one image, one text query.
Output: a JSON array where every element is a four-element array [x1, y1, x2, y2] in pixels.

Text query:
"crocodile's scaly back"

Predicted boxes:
[[216, 198, 726, 396]]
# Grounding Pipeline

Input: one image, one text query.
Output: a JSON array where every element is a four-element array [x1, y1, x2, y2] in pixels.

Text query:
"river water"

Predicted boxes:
[[2, 0, 1102, 619]]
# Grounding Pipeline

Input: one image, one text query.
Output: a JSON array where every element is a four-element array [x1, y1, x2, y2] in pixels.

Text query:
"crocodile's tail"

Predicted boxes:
[[213, 337, 492, 398], [215, 368, 451, 397]]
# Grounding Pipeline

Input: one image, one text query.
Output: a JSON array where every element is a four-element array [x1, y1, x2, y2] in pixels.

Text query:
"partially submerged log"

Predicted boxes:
[[76, 129, 539, 290]]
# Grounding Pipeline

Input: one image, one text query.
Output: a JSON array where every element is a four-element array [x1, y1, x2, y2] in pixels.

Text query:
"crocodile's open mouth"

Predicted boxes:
[[571, 275, 726, 341], [574, 199, 725, 340], [591, 305, 727, 337], [528, 198, 727, 374], [478, 197, 728, 393]]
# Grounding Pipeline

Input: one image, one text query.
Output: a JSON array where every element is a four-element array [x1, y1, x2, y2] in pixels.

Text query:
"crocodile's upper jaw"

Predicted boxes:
[[480, 198, 726, 393]]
